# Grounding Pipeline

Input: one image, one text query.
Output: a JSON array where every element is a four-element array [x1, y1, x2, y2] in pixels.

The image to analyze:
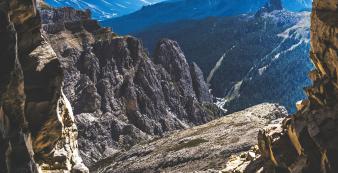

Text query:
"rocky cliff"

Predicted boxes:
[[0, 0, 87, 172], [39, 6, 222, 166], [255, 0, 338, 172]]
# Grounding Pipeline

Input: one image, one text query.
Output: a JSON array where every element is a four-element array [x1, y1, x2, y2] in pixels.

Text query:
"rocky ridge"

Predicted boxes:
[[39, 6, 223, 166], [0, 0, 87, 172], [91, 103, 287, 173]]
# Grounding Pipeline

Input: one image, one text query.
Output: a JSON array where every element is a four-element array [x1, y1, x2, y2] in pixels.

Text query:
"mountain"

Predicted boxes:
[[101, 0, 268, 34], [44, 0, 166, 20], [223, 11, 313, 114], [101, 0, 312, 34], [1, 1, 223, 171], [255, 0, 283, 16], [135, 7, 313, 113], [2, 0, 338, 172], [40, 6, 223, 166]]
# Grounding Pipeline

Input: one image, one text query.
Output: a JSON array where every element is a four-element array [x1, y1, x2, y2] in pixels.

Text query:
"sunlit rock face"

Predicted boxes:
[[40, 7, 223, 167], [256, 0, 338, 172], [0, 0, 87, 172]]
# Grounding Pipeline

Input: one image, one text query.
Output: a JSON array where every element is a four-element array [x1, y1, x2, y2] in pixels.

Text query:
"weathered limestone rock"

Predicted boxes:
[[0, 0, 87, 172], [221, 145, 263, 173]]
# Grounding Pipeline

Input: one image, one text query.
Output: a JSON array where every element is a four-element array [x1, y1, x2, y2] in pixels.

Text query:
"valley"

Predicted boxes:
[[135, 8, 313, 113], [1, 0, 338, 173]]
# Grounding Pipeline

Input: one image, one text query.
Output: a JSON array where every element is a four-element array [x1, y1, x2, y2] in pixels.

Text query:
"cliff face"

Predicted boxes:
[[0, 0, 87, 172], [40, 7, 222, 166], [257, 0, 338, 172]]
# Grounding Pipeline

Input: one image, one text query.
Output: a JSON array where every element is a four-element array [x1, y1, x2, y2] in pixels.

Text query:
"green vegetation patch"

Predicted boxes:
[[169, 138, 209, 152]]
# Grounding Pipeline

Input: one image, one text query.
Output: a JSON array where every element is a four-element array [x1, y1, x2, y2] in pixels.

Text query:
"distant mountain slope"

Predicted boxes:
[[223, 11, 313, 113], [135, 10, 313, 113], [45, 0, 165, 20], [101, 0, 267, 34], [101, 0, 312, 34]]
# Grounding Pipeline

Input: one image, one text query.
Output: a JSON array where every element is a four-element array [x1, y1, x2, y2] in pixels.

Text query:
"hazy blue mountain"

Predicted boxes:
[[135, 10, 313, 113], [101, 0, 268, 34], [44, 0, 166, 20], [101, 0, 312, 34]]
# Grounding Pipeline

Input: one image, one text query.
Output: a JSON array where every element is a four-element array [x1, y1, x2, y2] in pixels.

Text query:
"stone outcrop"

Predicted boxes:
[[91, 103, 287, 173], [190, 62, 213, 103], [39, 7, 222, 166], [0, 0, 87, 172], [256, 0, 338, 172]]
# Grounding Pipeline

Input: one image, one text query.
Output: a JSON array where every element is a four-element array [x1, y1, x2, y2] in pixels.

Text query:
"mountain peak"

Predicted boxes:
[[267, 0, 283, 10], [255, 0, 283, 16]]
